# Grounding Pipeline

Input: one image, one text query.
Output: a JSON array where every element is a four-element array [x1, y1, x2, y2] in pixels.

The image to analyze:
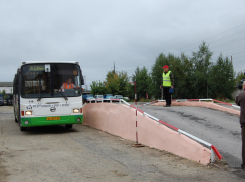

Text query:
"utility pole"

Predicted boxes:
[[111, 62, 117, 73]]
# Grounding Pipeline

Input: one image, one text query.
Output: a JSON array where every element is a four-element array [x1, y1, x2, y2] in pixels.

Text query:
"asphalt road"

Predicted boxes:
[[137, 104, 242, 167]]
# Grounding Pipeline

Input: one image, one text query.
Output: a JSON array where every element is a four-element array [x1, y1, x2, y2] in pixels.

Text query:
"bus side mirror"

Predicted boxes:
[[81, 76, 84, 85]]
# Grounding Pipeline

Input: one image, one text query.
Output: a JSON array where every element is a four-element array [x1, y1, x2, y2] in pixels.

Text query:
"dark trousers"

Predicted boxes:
[[242, 126, 245, 165], [163, 87, 172, 106]]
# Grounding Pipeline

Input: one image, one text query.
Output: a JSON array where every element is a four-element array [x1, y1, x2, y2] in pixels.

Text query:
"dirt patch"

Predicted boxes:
[[0, 152, 7, 182]]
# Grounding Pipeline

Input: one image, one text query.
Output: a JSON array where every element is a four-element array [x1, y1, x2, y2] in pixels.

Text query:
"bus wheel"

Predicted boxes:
[[20, 124, 27, 131], [65, 124, 73, 129]]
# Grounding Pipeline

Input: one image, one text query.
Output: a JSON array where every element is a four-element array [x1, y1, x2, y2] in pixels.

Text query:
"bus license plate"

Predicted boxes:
[[46, 117, 60, 121]]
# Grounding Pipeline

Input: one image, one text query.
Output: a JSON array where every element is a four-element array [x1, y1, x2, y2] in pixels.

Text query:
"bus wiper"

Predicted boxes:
[[60, 90, 68, 100], [37, 96, 41, 101], [53, 82, 68, 100]]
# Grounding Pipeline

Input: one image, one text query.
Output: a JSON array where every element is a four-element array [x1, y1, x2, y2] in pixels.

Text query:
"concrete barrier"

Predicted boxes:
[[83, 103, 211, 165], [153, 101, 240, 116]]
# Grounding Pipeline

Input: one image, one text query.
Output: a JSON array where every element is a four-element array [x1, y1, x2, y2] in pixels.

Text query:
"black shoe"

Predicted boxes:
[[164, 105, 171, 107]]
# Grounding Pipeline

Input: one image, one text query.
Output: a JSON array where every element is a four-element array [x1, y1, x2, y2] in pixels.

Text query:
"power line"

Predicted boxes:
[[180, 36, 245, 55], [168, 2, 245, 48], [233, 55, 245, 59], [208, 30, 245, 46], [177, 22, 245, 51], [111, 61, 118, 73], [226, 50, 245, 56], [210, 36, 245, 50], [212, 44, 245, 55], [119, 12, 245, 74]]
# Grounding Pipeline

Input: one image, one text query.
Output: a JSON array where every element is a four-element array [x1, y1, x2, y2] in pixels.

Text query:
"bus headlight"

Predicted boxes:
[[25, 121, 29, 125], [73, 108, 79, 113], [25, 111, 32, 115], [76, 117, 81, 122]]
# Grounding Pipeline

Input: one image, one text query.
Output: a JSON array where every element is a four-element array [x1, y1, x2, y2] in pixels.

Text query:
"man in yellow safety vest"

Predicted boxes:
[[160, 65, 174, 107]]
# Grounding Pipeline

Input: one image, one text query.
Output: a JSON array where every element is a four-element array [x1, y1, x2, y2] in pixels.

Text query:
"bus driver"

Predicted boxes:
[[60, 78, 79, 89]]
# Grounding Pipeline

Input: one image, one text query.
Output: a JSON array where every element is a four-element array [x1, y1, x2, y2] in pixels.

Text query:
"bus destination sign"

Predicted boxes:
[[30, 66, 45, 71]]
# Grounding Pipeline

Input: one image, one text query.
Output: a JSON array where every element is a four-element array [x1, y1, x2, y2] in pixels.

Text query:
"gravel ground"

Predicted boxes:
[[0, 106, 245, 182]]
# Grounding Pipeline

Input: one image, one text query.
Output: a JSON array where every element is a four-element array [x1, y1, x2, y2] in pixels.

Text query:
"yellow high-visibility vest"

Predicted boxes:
[[162, 71, 171, 87]]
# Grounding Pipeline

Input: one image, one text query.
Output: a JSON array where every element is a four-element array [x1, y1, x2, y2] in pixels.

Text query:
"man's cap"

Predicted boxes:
[[163, 65, 169, 68]]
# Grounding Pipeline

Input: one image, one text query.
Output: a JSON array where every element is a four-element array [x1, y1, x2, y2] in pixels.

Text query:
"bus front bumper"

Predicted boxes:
[[21, 115, 83, 127]]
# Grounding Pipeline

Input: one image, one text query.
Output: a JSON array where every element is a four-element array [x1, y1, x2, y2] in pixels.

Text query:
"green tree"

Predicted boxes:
[[150, 53, 186, 99], [104, 71, 130, 96], [90, 81, 107, 95], [173, 53, 194, 99], [208, 54, 235, 99], [151, 53, 169, 99], [191, 42, 213, 98], [0, 89, 6, 99], [236, 71, 245, 86], [132, 66, 150, 100], [118, 71, 130, 96], [105, 71, 120, 94], [148, 41, 237, 100]]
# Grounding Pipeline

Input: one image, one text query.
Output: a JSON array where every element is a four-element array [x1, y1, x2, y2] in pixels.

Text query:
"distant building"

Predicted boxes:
[[0, 82, 13, 95]]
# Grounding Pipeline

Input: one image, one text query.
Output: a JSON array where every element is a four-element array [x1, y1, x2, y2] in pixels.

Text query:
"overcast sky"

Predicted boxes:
[[1, 0, 245, 89]]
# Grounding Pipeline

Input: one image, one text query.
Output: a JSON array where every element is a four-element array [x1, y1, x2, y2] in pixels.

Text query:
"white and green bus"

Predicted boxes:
[[13, 61, 84, 131]]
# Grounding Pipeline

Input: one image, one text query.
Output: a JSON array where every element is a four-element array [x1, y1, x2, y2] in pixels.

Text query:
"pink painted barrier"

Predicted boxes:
[[83, 103, 211, 165], [153, 101, 240, 116]]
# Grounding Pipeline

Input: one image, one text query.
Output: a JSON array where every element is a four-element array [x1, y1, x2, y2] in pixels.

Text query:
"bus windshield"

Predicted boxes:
[[21, 63, 82, 98]]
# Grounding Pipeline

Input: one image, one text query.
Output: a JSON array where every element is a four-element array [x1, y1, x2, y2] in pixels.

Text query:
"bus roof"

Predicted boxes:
[[19, 61, 79, 68]]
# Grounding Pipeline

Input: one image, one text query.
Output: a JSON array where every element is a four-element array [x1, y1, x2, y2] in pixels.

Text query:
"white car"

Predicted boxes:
[[113, 95, 123, 99], [95, 95, 104, 102]]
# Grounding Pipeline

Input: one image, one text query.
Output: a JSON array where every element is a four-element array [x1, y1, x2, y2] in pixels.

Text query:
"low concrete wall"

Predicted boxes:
[[153, 101, 240, 115], [83, 103, 211, 165]]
